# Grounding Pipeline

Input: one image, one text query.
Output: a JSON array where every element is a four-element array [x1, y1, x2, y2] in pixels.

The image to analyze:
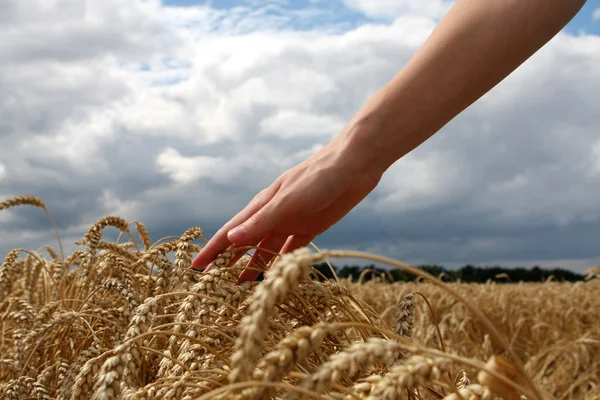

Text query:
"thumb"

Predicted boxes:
[[227, 206, 276, 246]]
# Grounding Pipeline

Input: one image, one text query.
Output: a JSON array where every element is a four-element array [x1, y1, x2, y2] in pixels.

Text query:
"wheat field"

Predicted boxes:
[[0, 195, 598, 400]]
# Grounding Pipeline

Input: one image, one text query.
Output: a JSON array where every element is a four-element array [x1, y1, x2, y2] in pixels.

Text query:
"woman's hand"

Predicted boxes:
[[191, 132, 382, 282]]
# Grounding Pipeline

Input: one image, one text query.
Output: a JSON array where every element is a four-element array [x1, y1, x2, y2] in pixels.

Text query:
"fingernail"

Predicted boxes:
[[191, 257, 204, 271], [201, 264, 212, 275], [228, 225, 246, 243]]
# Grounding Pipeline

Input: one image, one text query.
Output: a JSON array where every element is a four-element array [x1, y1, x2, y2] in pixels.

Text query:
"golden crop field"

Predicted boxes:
[[1, 195, 599, 400]]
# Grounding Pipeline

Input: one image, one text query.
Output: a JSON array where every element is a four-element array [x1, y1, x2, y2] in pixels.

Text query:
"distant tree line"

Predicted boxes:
[[308, 262, 586, 283]]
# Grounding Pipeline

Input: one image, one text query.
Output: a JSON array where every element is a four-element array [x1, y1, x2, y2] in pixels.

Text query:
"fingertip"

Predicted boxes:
[[201, 264, 212, 275], [280, 235, 314, 255], [192, 235, 230, 271], [192, 254, 208, 271], [236, 268, 261, 284]]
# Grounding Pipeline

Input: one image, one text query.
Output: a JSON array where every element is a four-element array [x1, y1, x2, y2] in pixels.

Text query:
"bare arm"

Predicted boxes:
[[342, 0, 587, 176]]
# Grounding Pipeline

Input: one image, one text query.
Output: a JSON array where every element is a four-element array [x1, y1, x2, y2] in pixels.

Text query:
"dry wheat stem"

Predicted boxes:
[[196, 380, 334, 400], [320, 249, 544, 400], [309, 242, 341, 284], [319, 322, 539, 400], [414, 291, 447, 353], [114, 330, 232, 367], [2, 195, 596, 400], [0, 196, 66, 266], [229, 248, 326, 383]]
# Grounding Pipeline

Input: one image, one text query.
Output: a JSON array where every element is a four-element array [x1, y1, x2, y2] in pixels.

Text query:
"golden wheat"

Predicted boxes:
[[0, 195, 598, 399]]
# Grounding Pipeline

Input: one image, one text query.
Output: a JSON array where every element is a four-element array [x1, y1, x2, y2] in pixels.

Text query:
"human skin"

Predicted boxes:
[[192, 0, 587, 282]]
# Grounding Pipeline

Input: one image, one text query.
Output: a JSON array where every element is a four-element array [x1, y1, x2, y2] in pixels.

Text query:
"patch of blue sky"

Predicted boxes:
[[563, 0, 600, 36], [117, 52, 191, 70], [115, 57, 190, 87], [116, 60, 151, 71], [163, 0, 600, 36], [148, 59, 191, 86], [162, 0, 387, 33], [161, 56, 192, 70]]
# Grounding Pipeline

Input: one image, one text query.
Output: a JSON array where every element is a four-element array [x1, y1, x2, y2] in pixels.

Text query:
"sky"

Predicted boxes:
[[1, 0, 600, 272]]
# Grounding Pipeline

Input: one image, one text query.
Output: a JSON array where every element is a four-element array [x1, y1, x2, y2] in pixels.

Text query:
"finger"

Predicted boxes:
[[280, 234, 314, 254], [236, 233, 288, 283], [200, 244, 236, 274], [226, 201, 280, 248], [226, 248, 250, 271], [210, 246, 253, 276], [192, 185, 279, 270]]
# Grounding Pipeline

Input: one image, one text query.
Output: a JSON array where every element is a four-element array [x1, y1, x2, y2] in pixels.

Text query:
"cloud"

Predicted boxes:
[[156, 147, 231, 184], [260, 111, 345, 138], [1, 0, 599, 273], [0, 0, 174, 63], [373, 149, 466, 213], [594, 8, 600, 21]]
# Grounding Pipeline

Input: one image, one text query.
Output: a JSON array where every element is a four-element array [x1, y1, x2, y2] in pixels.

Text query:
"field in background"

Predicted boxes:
[[1, 196, 599, 399]]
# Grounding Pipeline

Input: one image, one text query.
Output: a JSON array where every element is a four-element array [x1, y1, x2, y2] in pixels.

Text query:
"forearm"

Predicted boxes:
[[342, 0, 586, 176]]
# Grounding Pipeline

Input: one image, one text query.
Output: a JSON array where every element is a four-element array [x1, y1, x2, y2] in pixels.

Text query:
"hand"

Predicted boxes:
[[191, 134, 382, 283]]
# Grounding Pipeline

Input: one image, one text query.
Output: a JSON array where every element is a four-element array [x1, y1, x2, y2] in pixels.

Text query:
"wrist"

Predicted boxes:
[[337, 80, 444, 176], [334, 118, 393, 183]]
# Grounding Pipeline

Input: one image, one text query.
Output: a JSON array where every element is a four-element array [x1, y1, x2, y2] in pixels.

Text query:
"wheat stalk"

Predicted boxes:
[[0, 195, 595, 400]]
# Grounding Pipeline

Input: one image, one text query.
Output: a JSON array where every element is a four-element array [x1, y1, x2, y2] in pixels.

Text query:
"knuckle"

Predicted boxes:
[[247, 211, 264, 227], [252, 189, 269, 205]]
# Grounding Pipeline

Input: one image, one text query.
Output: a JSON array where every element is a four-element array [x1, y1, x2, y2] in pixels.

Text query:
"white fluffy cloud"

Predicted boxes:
[[374, 149, 466, 213], [156, 148, 232, 184], [0, 0, 172, 61], [1, 0, 600, 271]]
